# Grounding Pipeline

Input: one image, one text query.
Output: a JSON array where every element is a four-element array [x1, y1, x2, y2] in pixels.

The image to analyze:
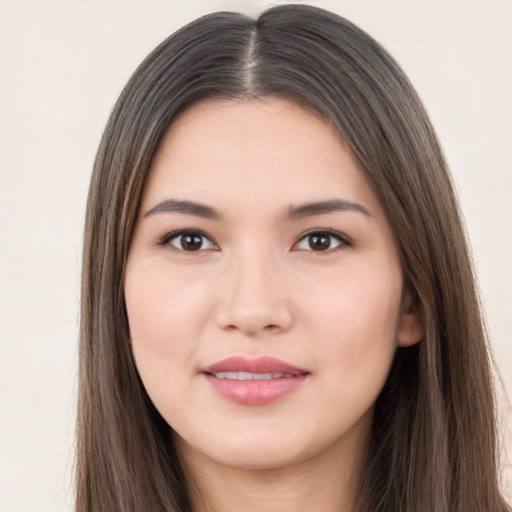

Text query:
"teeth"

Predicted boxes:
[[213, 371, 292, 380]]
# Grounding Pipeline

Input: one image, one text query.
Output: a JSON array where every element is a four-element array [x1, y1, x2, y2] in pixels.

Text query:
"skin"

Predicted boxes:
[[124, 97, 422, 512]]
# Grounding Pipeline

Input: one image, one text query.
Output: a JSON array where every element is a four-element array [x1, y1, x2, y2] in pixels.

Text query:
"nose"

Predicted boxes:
[[214, 250, 294, 336]]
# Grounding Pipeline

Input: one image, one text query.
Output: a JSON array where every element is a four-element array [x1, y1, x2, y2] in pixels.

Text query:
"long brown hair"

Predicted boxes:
[[77, 4, 508, 511]]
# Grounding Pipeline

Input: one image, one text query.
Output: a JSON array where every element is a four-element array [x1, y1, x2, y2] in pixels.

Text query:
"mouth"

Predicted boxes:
[[210, 371, 297, 380], [202, 356, 309, 405]]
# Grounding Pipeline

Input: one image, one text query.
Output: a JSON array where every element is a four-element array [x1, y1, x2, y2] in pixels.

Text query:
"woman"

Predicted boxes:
[[76, 4, 509, 511]]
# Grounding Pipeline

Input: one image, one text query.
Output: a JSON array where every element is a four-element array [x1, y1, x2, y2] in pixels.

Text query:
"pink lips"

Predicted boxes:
[[202, 356, 309, 405]]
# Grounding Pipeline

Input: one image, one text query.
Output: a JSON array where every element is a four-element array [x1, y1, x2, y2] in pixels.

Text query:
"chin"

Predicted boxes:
[[214, 448, 310, 472], [175, 426, 308, 470]]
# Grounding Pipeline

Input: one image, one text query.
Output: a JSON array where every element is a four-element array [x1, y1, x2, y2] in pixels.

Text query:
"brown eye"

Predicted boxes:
[[181, 234, 203, 251], [308, 234, 332, 251], [166, 231, 216, 252], [294, 230, 349, 252]]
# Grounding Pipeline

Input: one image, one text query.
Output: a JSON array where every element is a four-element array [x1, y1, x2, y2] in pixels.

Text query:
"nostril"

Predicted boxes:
[[214, 294, 294, 335], [220, 320, 288, 336]]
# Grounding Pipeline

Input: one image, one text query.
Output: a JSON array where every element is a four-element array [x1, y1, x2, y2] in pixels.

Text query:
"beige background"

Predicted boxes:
[[0, 1, 510, 510]]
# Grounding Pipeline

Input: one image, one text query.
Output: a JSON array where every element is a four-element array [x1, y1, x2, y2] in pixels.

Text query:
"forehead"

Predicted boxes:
[[143, 97, 382, 218]]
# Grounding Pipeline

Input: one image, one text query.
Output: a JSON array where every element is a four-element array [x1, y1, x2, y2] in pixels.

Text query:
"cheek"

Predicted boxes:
[[123, 262, 215, 403], [125, 260, 212, 345], [297, 260, 402, 367]]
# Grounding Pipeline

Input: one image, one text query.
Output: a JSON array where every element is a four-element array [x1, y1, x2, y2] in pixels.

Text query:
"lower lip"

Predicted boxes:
[[204, 374, 308, 405]]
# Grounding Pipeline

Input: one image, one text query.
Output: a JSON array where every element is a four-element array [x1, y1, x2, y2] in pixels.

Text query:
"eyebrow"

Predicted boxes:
[[144, 199, 221, 220], [286, 199, 372, 220], [143, 198, 372, 221]]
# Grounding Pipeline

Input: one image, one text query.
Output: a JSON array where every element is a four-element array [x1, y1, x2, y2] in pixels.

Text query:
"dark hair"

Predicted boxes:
[[77, 4, 508, 511]]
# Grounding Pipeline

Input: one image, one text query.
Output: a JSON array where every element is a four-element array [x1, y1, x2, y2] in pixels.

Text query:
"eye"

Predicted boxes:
[[159, 230, 217, 252], [294, 230, 350, 252]]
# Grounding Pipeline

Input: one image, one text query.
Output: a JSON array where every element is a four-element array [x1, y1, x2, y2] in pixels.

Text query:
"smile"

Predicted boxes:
[[203, 356, 309, 405], [212, 372, 295, 380]]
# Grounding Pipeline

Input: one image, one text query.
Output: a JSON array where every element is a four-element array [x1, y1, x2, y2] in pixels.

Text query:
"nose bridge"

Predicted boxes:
[[231, 246, 273, 304], [216, 242, 293, 335]]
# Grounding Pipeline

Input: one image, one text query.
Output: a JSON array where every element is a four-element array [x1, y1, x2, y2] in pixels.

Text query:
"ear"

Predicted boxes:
[[397, 291, 424, 347]]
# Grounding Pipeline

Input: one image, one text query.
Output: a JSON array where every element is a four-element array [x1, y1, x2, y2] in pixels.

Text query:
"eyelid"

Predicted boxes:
[[155, 228, 350, 253], [292, 228, 352, 252], [156, 229, 219, 251]]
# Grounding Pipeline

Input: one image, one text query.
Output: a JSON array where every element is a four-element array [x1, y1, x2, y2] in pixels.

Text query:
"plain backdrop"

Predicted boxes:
[[0, 1, 511, 510]]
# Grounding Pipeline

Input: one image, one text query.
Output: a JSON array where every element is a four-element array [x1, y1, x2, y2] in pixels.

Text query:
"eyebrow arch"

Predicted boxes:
[[144, 198, 371, 221], [144, 199, 221, 220], [287, 199, 372, 220]]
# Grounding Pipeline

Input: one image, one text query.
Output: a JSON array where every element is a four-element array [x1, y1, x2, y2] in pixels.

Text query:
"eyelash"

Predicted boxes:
[[156, 229, 218, 252], [294, 229, 352, 253], [156, 228, 351, 253]]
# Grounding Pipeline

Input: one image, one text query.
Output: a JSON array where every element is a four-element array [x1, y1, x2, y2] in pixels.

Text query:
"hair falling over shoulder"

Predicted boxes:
[[77, 4, 509, 511]]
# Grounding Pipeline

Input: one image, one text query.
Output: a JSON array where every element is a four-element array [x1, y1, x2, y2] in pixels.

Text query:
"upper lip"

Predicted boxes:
[[203, 356, 308, 375]]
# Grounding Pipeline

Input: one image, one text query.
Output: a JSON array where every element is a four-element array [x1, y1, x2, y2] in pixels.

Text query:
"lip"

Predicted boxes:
[[202, 356, 309, 406], [204, 356, 307, 375]]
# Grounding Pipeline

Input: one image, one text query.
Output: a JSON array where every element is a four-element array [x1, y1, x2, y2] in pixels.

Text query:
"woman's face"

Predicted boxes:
[[124, 98, 422, 473]]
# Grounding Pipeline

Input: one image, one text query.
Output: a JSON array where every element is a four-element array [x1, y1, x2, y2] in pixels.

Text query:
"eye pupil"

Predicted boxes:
[[181, 234, 203, 251], [309, 234, 331, 251]]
